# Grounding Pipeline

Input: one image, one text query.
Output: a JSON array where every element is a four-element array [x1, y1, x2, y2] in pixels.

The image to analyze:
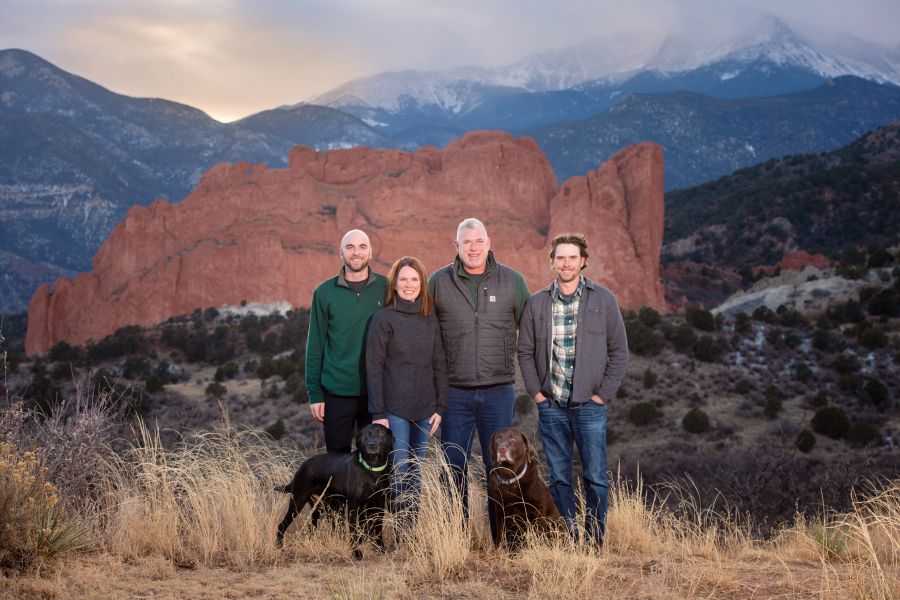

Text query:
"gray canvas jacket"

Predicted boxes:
[[429, 252, 528, 387], [518, 277, 629, 404]]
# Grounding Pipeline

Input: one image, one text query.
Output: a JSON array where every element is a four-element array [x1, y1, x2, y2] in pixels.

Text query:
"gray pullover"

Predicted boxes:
[[365, 298, 449, 421]]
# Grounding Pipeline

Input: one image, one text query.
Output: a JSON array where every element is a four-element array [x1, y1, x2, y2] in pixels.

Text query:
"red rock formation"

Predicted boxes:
[[779, 250, 831, 272], [26, 131, 666, 355]]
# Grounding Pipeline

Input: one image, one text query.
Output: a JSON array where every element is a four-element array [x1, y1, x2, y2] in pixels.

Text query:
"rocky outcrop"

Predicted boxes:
[[26, 131, 666, 355], [779, 251, 831, 272], [714, 266, 874, 317]]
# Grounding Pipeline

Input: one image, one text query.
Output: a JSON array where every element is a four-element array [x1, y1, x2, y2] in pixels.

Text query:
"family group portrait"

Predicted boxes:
[[1, 0, 898, 598]]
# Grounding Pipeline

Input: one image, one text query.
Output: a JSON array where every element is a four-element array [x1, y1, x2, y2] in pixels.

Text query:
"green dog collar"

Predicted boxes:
[[358, 454, 388, 473]]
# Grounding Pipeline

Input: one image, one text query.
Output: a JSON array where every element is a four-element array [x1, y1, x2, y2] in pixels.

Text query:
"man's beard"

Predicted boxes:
[[344, 256, 370, 273]]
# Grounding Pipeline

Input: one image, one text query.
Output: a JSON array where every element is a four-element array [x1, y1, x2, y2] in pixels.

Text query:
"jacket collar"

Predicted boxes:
[[543, 275, 598, 295], [337, 266, 373, 289], [454, 250, 497, 279]]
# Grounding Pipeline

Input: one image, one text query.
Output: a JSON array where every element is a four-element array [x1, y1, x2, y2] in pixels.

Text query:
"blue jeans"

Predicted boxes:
[[440, 383, 516, 544], [386, 413, 431, 512], [537, 399, 609, 546]]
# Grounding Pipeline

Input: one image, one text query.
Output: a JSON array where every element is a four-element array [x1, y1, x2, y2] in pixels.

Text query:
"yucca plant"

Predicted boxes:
[[0, 441, 89, 572]]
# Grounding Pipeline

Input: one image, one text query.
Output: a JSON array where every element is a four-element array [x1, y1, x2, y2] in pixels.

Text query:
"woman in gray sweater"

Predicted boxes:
[[366, 256, 449, 511]]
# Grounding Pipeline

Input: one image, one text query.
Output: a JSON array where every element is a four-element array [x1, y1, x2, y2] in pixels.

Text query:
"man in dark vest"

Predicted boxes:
[[306, 229, 387, 452], [518, 233, 628, 548], [429, 217, 529, 544]]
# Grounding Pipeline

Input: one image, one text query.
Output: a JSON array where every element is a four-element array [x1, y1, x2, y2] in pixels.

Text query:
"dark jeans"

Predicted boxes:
[[385, 412, 431, 513], [537, 399, 609, 546], [323, 390, 370, 453], [441, 383, 516, 544]]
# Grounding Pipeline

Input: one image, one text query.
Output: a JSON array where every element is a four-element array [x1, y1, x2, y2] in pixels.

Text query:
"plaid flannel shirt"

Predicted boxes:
[[550, 276, 585, 406]]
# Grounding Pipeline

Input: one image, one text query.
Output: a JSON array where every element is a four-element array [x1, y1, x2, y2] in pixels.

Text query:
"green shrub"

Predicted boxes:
[[144, 373, 166, 394], [763, 386, 783, 418], [838, 374, 863, 394], [123, 357, 151, 379], [867, 288, 899, 317], [795, 429, 816, 453], [682, 408, 710, 434], [828, 299, 865, 324], [670, 323, 697, 353], [836, 263, 868, 280], [831, 354, 859, 375], [256, 356, 275, 381], [857, 324, 887, 349], [638, 307, 661, 328], [265, 418, 287, 440], [775, 305, 807, 328], [86, 325, 148, 363], [642, 368, 657, 389], [859, 379, 890, 412], [734, 313, 751, 335], [624, 319, 663, 357], [846, 421, 880, 447], [693, 335, 724, 363], [812, 328, 843, 352], [48, 342, 83, 365], [628, 403, 659, 427], [867, 247, 894, 268], [811, 391, 828, 408], [796, 363, 813, 382], [686, 307, 716, 331], [735, 379, 752, 395], [811, 407, 850, 439], [752, 305, 777, 324], [205, 382, 226, 400], [214, 362, 240, 382]]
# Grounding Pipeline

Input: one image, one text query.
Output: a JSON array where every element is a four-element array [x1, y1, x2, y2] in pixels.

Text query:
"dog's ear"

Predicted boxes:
[[489, 431, 500, 461], [522, 432, 538, 464], [355, 426, 365, 451]]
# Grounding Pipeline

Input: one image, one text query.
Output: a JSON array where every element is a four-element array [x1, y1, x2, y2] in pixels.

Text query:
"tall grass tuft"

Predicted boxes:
[[387, 440, 474, 583], [834, 482, 900, 600], [99, 418, 296, 567]]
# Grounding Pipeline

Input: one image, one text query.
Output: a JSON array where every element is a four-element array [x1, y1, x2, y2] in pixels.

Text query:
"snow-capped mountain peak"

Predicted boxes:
[[308, 14, 900, 116]]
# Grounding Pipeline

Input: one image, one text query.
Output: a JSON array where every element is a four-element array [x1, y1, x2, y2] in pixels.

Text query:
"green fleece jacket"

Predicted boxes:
[[305, 268, 387, 404]]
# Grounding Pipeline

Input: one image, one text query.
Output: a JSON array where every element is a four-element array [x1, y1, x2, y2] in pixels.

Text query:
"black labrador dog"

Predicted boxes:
[[275, 423, 393, 559]]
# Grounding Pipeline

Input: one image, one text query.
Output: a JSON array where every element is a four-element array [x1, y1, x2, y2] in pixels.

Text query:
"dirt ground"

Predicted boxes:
[[3, 551, 893, 600]]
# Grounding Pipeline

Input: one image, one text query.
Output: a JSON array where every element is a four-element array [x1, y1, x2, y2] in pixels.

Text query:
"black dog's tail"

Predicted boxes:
[[274, 483, 291, 493]]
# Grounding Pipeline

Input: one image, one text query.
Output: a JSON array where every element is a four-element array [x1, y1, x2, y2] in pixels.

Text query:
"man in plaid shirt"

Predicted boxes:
[[517, 233, 629, 547]]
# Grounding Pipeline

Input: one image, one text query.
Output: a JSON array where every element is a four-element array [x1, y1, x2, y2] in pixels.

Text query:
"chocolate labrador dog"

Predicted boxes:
[[275, 423, 393, 559], [488, 427, 564, 548]]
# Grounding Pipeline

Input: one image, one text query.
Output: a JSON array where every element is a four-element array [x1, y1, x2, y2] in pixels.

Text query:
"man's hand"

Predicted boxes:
[[310, 402, 325, 422], [373, 418, 390, 429], [428, 413, 442, 436], [591, 395, 605, 405], [534, 392, 548, 404]]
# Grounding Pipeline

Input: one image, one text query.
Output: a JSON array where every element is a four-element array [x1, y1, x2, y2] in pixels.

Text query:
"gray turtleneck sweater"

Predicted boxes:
[[365, 298, 449, 422]]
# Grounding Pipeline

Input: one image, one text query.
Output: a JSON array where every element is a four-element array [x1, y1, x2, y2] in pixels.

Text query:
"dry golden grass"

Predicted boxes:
[[2, 422, 898, 599]]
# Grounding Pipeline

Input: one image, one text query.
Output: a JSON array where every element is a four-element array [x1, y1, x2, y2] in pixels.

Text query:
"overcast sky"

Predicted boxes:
[[2, 0, 898, 122]]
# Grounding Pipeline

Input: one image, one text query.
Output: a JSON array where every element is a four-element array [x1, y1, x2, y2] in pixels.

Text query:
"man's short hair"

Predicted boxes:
[[456, 218, 488, 244], [550, 233, 589, 267]]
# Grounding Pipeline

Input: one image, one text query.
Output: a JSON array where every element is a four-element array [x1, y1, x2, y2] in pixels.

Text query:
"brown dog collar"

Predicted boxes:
[[494, 461, 528, 485]]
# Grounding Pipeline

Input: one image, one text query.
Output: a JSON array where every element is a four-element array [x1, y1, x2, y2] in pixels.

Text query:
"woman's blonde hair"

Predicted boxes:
[[385, 256, 434, 316]]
